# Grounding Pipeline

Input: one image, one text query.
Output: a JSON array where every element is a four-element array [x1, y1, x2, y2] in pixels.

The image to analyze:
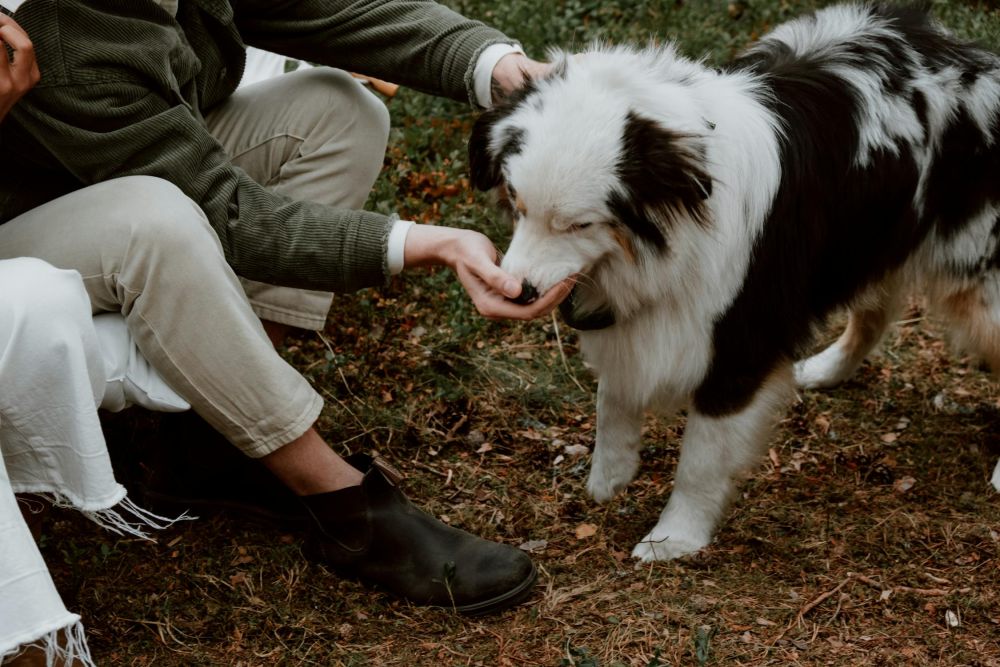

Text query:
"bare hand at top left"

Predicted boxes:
[[0, 15, 40, 123]]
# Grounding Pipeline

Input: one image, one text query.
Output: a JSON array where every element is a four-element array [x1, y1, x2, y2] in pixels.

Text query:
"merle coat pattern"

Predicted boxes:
[[470, 2, 1000, 560]]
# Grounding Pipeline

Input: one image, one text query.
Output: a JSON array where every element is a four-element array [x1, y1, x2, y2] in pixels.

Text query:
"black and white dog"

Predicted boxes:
[[470, 3, 1000, 560]]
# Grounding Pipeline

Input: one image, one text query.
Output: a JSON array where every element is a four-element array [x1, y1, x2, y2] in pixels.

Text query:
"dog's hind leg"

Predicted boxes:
[[632, 365, 795, 561], [586, 380, 646, 504], [794, 273, 905, 389], [932, 278, 1000, 492], [934, 279, 1000, 371]]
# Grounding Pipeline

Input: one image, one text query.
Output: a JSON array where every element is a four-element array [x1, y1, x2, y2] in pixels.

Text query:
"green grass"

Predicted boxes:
[[37, 1, 1000, 665]]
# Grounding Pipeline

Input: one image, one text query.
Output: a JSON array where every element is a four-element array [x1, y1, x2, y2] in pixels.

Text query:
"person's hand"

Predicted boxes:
[[0, 15, 39, 122], [403, 224, 572, 320], [490, 53, 551, 103]]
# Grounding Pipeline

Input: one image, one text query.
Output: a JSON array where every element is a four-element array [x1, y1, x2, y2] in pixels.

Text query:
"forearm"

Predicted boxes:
[[16, 85, 393, 293], [212, 180, 394, 292], [234, 0, 513, 104]]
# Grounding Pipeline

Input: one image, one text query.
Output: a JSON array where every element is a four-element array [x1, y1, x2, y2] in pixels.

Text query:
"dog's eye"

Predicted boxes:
[[569, 223, 593, 232]]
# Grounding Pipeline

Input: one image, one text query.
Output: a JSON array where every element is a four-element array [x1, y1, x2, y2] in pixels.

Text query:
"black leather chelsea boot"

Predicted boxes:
[[300, 454, 536, 616]]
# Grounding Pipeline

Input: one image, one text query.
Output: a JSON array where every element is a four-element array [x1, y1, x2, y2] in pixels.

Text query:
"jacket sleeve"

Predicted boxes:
[[232, 0, 514, 105], [13, 80, 393, 293]]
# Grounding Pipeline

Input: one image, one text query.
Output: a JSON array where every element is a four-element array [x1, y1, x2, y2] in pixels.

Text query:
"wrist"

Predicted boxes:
[[403, 224, 464, 269], [474, 43, 523, 108]]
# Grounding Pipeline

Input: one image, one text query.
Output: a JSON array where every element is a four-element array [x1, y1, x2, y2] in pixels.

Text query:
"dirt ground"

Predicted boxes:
[[30, 1, 1000, 665], [44, 302, 1000, 666]]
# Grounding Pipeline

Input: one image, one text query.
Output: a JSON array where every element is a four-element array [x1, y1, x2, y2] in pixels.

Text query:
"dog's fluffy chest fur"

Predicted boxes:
[[576, 295, 713, 410]]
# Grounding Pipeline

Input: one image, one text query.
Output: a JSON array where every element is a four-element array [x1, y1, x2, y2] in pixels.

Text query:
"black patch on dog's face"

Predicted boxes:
[[608, 112, 713, 250]]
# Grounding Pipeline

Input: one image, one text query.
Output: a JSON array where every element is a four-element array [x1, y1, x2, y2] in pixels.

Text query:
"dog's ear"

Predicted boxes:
[[469, 113, 529, 193], [469, 109, 506, 191], [612, 111, 713, 245], [469, 79, 544, 191]]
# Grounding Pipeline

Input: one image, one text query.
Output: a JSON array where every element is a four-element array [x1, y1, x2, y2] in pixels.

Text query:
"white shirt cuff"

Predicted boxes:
[[474, 43, 525, 108], [387, 219, 415, 275]]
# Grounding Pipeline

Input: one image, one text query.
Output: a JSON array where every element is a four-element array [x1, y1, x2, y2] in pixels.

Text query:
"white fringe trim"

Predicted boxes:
[[1, 620, 95, 667], [991, 458, 1000, 492], [19, 492, 195, 541]]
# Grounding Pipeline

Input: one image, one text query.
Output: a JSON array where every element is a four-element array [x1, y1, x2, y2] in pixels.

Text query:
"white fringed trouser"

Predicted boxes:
[[0, 258, 183, 666]]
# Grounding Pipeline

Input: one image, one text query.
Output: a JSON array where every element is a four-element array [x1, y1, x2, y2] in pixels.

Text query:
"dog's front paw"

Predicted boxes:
[[586, 453, 639, 503], [794, 346, 854, 390], [631, 531, 708, 562], [631, 510, 713, 561]]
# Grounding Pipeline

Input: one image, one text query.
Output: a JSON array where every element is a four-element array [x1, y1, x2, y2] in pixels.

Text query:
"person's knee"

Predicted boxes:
[[345, 73, 392, 148], [110, 176, 218, 254], [346, 74, 391, 168], [0, 258, 91, 346], [0, 258, 89, 314], [297, 68, 391, 165]]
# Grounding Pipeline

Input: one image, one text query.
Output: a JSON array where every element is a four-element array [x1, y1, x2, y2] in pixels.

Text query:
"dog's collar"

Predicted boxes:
[[559, 287, 616, 331]]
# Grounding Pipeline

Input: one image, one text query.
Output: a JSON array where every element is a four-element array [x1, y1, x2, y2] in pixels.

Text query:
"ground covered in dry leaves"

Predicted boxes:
[[37, 1, 1000, 665]]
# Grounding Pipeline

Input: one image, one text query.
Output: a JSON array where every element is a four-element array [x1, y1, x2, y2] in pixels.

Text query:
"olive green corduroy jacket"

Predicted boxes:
[[0, 0, 510, 292]]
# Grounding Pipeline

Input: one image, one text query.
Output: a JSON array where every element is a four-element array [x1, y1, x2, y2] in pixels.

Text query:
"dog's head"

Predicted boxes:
[[470, 48, 715, 303]]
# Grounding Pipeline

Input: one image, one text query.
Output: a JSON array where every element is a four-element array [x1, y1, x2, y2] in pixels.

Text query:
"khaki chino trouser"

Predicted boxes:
[[0, 67, 391, 457], [207, 67, 392, 330]]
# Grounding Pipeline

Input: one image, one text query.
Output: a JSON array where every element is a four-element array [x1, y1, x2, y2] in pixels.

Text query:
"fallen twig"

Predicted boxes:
[[850, 572, 963, 597], [551, 311, 589, 394], [772, 569, 967, 645], [798, 576, 852, 618]]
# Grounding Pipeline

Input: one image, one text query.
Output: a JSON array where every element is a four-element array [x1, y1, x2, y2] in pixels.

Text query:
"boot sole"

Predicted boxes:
[[452, 561, 538, 617], [304, 542, 540, 617]]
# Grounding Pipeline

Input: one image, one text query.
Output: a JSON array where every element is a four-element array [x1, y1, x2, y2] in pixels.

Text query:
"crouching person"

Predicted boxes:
[[0, 6, 559, 618]]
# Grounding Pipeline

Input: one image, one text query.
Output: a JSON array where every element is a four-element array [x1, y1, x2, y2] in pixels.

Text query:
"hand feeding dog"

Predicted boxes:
[[470, 2, 1000, 561]]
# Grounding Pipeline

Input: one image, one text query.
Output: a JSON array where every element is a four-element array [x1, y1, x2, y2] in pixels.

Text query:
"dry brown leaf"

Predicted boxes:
[[815, 415, 831, 434], [894, 476, 916, 493], [518, 539, 548, 553], [575, 523, 598, 540], [768, 448, 781, 468]]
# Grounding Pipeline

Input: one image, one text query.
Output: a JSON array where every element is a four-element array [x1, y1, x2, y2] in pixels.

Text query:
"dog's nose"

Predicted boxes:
[[508, 279, 539, 305]]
